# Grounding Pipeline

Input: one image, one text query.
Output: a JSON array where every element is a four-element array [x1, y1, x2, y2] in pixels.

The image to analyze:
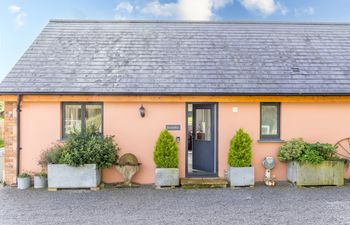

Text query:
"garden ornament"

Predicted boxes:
[[115, 153, 141, 187], [262, 157, 276, 186]]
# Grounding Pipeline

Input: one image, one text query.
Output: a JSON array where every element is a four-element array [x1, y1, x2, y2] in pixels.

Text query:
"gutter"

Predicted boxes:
[[1, 91, 350, 96], [16, 94, 22, 180]]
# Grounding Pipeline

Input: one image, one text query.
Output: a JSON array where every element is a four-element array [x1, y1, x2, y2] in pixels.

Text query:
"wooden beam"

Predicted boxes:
[[1, 94, 350, 103], [0, 95, 17, 102]]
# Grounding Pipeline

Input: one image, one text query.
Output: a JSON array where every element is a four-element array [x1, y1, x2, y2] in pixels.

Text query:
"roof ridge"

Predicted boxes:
[[49, 19, 350, 26]]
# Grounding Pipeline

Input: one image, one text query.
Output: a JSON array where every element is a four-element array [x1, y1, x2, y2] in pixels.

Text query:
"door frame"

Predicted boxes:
[[185, 102, 218, 177]]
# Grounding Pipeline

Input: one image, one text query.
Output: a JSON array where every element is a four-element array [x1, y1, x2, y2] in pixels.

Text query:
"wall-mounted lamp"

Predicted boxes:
[[139, 104, 145, 118]]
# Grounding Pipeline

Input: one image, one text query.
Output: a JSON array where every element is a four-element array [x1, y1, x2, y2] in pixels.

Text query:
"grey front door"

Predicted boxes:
[[192, 103, 216, 173]]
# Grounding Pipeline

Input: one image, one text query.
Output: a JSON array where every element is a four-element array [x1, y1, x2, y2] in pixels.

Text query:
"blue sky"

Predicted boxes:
[[1, 0, 350, 80]]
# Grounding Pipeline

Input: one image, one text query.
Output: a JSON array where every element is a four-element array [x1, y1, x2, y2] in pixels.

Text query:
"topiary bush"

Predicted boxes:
[[153, 129, 179, 168], [228, 128, 252, 167], [277, 138, 306, 162]]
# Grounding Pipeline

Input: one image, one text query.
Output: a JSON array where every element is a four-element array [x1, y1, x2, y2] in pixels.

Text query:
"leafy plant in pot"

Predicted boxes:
[[153, 129, 179, 188], [17, 172, 31, 189], [40, 129, 119, 189], [34, 172, 47, 189], [278, 139, 344, 186], [227, 128, 254, 187]]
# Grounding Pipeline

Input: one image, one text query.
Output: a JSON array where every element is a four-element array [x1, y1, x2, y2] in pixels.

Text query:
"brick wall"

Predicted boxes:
[[4, 102, 17, 185], [0, 120, 4, 140]]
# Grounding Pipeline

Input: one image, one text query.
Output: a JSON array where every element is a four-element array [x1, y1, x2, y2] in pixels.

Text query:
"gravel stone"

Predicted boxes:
[[0, 183, 350, 225]]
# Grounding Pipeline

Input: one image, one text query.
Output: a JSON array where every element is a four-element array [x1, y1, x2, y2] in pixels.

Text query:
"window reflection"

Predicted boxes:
[[261, 105, 278, 135], [195, 109, 211, 141], [64, 104, 82, 135], [86, 104, 102, 133], [63, 103, 103, 138]]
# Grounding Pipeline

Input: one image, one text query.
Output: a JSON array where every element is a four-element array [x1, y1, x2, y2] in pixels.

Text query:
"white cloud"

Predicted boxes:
[[141, 0, 233, 20], [141, 1, 177, 17], [177, 0, 214, 20], [8, 5, 21, 14], [213, 0, 234, 10], [294, 6, 315, 16], [239, 0, 285, 16], [15, 11, 27, 28], [116, 2, 134, 14], [8, 5, 26, 28]]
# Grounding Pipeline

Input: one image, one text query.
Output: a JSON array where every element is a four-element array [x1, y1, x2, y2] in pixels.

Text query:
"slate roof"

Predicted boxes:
[[2, 20, 350, 95]]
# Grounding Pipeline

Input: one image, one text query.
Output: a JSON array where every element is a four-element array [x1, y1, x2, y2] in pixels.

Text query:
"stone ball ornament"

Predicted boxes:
[[262, 156, 276, 170]]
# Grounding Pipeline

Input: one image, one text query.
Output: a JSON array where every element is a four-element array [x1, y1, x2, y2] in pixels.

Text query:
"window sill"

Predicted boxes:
[[258, 139, 286, 143]]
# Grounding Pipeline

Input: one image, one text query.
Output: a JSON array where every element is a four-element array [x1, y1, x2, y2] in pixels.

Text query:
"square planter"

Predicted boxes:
[[155, 168, 179, 188], [34, 176, 47, 189], [48, 164, 101, 189], [287, 161, 344, 186], [17, 177, 31, 189], [228, 167, 255, 187]]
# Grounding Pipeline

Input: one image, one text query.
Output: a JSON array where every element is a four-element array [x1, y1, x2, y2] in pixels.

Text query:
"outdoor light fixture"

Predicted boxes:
[[139, 105, 145, 118]]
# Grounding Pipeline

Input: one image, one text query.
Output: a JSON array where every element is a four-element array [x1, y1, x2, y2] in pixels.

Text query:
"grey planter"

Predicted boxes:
[[228, 167, 255, 187], [287, 161, 344, 186], [48, 164, 101, 189], [155, 168, 179, 188], [34, 176, 47, 189], [17, 177, 30, 189]]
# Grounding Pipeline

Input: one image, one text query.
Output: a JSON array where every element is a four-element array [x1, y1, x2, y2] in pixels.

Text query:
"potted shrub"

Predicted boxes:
[[17, 172, 31, 189], [34, 172, 47, 189], [153, 129, 179, 188], [278, 139, 344, 186], [227, 128, 254, 187], [40, 129, 118, 189]]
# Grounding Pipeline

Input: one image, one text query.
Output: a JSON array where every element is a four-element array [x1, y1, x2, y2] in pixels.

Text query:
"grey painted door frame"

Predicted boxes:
[[185, 102, 218, 177]]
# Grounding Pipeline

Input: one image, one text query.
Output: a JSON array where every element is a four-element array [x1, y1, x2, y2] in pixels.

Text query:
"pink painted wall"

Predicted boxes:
[[20, 102, 61, 173], [219, 102, 350, 181], [19, 101, 350, 184], [19, 102, 185, 184], [102, 102, 185, 184]]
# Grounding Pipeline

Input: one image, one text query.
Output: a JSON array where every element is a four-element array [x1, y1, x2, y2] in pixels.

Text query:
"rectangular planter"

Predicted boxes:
[[155, 168, 179, 188], [228, 167, 255, 187], [48, 164, 101, 188], [287, 161, 344, 186]]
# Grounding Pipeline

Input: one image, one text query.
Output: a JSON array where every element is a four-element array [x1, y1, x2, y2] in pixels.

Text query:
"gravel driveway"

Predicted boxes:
[[0, 183, 349, 225]]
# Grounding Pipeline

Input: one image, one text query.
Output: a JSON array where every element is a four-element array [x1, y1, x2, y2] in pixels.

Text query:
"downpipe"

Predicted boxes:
[[16, 94, 22, 180]]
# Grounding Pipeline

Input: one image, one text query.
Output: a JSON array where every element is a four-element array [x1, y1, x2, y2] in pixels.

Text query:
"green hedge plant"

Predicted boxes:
[[39, 130, 119, 169], [60, 130, 118, 169], [277, 138, 306, 162], [278, 139, 339, 164], [153, 129, 179, 168], [228, 128, 252, 167]]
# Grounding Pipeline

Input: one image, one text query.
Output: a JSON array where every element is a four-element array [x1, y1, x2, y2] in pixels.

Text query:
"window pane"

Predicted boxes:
[[195, 109, 211, 141], [187, 104, 193, 151], [86, 104, 102, 133], [64, 104, 82, 135], [261, 105, 278, 136]]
